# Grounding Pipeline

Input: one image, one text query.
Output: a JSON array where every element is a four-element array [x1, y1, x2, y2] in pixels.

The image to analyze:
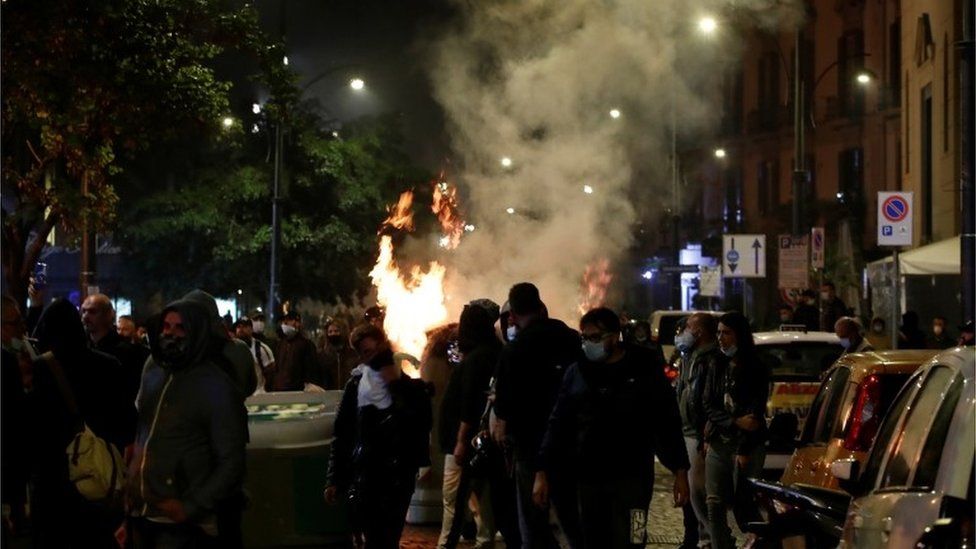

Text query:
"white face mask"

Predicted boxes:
[[582, 340, 608, 362], [820, 291, 830, 301], [281, 324, 297, 337], [506, 325, 518, 342], [252, 321, 265, 334], [721, 345, 737, 357], [933, 325, 944, 336], [674, 330, 695, 352], [839, 337, 852, 349], [872, 323, 884, 333]]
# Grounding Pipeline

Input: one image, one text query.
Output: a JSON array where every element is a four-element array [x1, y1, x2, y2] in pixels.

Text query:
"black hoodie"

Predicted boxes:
[[30, 298, 131, 453]]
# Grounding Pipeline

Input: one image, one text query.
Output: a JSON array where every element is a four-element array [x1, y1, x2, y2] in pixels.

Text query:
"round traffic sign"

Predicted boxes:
[[882, 195, 909, 222]]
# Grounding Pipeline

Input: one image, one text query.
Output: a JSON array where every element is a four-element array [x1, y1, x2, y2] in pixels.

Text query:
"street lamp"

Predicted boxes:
[[222, 116, 235, 129], [583, 184, 594, 194], [698, 16, 718, 35], [609, 108, 621, 119], [714, 148, 727, 159], [349, 78, 365, 91], [500, 156, 513, 168], [506, 207, 515, 215]]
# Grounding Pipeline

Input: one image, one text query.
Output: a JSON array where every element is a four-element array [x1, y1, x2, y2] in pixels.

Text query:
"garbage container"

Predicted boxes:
[[243, 391, 350, 547]]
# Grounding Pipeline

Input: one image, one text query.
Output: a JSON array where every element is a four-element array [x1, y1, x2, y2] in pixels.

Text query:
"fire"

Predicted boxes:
[[578, 259, 613, 315], [432, 177, 465, 249], [369, 190, 451, 376]]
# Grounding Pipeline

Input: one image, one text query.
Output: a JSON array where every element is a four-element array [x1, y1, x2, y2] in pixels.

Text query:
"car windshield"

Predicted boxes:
[[757, 342, 843, 380]]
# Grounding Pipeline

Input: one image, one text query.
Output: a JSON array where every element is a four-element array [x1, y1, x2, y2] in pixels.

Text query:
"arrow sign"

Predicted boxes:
[[723, 234, 766, 278]]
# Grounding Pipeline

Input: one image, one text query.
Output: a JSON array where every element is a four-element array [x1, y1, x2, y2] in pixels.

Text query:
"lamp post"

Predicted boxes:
[[265, 68, 365, 325]]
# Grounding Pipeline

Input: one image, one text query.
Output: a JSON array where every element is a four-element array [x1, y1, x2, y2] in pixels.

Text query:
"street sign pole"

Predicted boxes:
[[891, 248, 900, 349]]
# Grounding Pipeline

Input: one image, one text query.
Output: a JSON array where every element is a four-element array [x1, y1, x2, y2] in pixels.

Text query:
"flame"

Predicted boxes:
[[383, 190, 415, 232], [578, 259, 613, 315], [432, 177, 465, 249], [369, 189, 451, 377]]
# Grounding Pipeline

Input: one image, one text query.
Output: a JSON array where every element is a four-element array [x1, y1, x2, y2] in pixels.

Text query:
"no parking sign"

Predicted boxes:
[[877, 192, 913, 246]]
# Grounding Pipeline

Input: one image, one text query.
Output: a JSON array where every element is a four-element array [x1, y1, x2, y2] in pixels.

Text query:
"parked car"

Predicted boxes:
[[746, 350, 938, 548], [834, 346, 974, 548], [752, 328, 844, 477], [781, 349, 938, 489]]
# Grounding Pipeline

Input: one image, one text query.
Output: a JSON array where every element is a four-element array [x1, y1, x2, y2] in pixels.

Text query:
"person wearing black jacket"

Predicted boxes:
[[28, 298, 131, 548], [127, 299, 247, 548], [674, 312, 725, 549], [703, 312, 769, 549], [534, 307, 690, 548], [324, 325, 432, 549], [492, 283, 582, 548]]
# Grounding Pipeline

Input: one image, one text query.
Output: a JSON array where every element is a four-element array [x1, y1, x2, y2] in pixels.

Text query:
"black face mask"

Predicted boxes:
[[158, 334, 188, 368], [367, 347, 394, 371], [326, 335, 344, 347]]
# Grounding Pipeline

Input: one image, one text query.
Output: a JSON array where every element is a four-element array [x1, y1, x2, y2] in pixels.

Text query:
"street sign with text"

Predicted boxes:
[[700, 266, 721, 296], [877, 192, 914, 246], [723, 234, 766, 278], [810, 227, 825, 269], [778, 234, 809, 289]]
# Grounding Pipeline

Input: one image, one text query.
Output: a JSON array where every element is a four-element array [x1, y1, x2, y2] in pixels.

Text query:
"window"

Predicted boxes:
[[879, 366, 958, 488], [921, 84, 933, 242], [757, 159, 780, 215], [862, 371, 922, 489], [944, 33, 950, 152], [799, 366, 850, 444], [889, 19, 901, 105], [722, 70, 744, 136], [838, 29, 865, 117], [838, 148, 864, 203], [913, 371, 963, 488], [758, 51, 781, 130], [724, 166, 743, 231]]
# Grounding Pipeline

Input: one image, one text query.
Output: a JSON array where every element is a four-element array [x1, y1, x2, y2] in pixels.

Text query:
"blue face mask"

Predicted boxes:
[[582, 340, 608, 362], [506, 325, 518, 342]]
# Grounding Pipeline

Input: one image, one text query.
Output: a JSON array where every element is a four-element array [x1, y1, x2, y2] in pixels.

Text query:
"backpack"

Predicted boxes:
[[42, 352, 126, 502]]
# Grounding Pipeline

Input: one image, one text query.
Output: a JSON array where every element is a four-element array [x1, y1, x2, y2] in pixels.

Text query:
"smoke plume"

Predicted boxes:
[[425, 0, 804, 322]]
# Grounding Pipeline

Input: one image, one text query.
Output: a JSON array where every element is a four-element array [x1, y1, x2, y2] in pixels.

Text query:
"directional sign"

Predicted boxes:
[[810, 227, 825, 269], [778, 234, 809, 289], [877, 191, 913, 246], [723, 234, 766, 278]]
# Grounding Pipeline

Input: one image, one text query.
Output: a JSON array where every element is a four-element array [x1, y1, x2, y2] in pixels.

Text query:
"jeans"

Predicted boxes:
[[683, 436, 710, 547], [438, 454, 495, 549], [705, 438, 765, 549]]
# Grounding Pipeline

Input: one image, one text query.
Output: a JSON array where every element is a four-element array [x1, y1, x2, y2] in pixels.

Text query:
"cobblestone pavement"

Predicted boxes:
[[401, 461, 745, 548]]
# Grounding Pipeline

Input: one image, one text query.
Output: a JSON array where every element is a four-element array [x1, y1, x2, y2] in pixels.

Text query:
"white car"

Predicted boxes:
[[752, 328, 844, 476], [650, 310, 722, 360], [834, 346, 975, 548]]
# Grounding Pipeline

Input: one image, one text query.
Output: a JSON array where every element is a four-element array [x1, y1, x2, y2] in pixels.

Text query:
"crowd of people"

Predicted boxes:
[[2, 278, 972, 549]]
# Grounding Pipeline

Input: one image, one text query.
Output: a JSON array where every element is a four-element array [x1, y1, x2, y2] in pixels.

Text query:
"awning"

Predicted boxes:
[[867, 236, 962, 275]]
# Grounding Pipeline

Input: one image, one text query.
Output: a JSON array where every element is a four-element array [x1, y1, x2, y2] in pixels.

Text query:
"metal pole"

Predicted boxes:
[[792, 28, 805, 237], [671, 87, 682, 310], [742, 279, 748, 317], [891, 249, 900, 349], [79, 177, 96, 300], [960, 3, 975, 325], [267, 122, 282, 326]]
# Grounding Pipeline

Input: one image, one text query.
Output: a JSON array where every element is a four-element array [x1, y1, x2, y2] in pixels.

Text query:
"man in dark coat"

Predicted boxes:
[[270, 311, 318, 391]]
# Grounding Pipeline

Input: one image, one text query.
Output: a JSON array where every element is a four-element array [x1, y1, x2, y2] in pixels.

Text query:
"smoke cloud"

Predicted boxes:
[[424, 0, 804, 322]]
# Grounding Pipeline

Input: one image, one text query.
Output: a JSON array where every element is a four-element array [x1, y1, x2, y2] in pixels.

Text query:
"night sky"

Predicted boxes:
[[254, 0, 456, 166]]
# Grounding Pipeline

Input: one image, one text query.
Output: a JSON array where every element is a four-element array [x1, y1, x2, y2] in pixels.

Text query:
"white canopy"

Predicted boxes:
[[868, 236, 962, 275]]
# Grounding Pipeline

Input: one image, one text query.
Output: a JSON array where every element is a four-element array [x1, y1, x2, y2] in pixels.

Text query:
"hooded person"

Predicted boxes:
[[182, 289, 257, 398], [324, 324, 432, 548], [127, 299, 247, 547], [316, 317, 358, 390], [27, 298, 129, 548]]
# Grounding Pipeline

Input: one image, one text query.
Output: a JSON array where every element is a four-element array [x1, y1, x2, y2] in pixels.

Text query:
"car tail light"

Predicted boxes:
[[664, 364, 679, 382], [843, 374, 882, 452]]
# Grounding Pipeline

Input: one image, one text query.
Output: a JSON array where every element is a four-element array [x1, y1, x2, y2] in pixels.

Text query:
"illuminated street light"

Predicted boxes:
[[698, 16, 718, 35], [349, 78, 365, 91], [642, 270, 654, 280], [506, 207, 515, 215], [251, 124, 260, 134], [856, 72, 872, 85], [252, 103, 262, 114], [464, 224, 476, 232], [283, 56, 289, 66], [500, 157, 513, 168], [583, 185, 594, 194], [331, 131, 340, 138], [714, 148, 727, 159], [609, 108, 621, 119], [222, 116, 234, 129]]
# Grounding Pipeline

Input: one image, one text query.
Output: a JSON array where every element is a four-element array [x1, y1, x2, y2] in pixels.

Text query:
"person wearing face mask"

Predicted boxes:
[[234, 317, 275, 395], [702, 312, 769, 549], [628, 320, 667, 371], [927, 316, 954, 349], [673, 313, 725, 549], [317, 318, 359, 390], [491, 282, 583, 548], [127, 299, 247, 547], [533, 307, 689, 547], [864, 317, 891, 350], [834, 317, 874, 355], [819, 282, 849, 332], [269, 311, 318, 392], [791, 290, 819, 331], [324, 325, 432, 548]]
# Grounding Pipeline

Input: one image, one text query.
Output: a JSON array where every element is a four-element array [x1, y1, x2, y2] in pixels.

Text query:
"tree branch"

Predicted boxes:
[[19, 212, 58, 280]]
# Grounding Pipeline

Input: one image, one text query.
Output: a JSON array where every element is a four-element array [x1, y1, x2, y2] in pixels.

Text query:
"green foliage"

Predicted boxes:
[[118, 113, 431, 304]]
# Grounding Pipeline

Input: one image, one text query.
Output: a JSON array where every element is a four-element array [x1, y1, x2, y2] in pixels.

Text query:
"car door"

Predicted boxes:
[[842, 364, 966, 549], [782, 366, 852, 486]]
